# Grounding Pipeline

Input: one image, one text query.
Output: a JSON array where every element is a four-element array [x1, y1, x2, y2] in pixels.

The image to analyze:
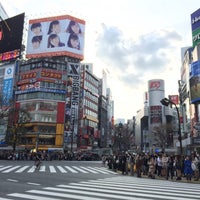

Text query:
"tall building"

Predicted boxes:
[[78, 63, 99, 150], [135, 79, 181, 154], [16, 57, 68, 151], [98, 78, 108, 148]]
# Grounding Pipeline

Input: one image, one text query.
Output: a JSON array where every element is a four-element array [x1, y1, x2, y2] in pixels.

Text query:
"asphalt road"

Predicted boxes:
[[0, 160, 117, 198], [1, 160, 200, 200]]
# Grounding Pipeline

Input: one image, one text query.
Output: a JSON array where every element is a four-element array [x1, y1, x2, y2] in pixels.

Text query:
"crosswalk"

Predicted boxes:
[[0, 165, 117, 174], [2, 176, 200, 200]]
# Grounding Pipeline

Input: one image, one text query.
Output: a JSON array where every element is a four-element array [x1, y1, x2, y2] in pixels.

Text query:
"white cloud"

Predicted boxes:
[[1, 0, 200, 120]]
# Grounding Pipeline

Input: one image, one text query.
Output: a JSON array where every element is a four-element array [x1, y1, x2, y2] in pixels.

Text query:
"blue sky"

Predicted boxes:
[[1, 0, 200, 120]]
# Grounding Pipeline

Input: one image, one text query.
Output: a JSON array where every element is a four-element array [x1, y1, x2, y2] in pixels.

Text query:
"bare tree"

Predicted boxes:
[[152, 123, 174, 153], [6, 106, 31, 152]]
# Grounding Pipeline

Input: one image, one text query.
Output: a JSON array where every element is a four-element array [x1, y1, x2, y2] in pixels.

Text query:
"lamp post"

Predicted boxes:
[[160, 98, 183, 155]]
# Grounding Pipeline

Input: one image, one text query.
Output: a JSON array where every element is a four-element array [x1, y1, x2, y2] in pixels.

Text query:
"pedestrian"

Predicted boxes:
[[191, 153, 199, 181], [129, 154, 135, 176], [148, 155, 156, 179], [156, 154, 163, 177], [120, 152, 127, 175], [162, 153, 169, 178], [135, 154, 143, 177], [174, 155, 182, 180], [167, 155, 175, 180], [184, 156, 193, 182]]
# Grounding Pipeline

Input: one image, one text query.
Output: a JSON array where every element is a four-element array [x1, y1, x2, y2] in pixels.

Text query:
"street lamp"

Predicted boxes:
[[160, 98, 183, 155]]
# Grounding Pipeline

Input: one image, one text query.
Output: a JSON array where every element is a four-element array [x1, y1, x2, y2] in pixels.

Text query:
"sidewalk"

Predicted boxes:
[[115, 170, 200, 184]]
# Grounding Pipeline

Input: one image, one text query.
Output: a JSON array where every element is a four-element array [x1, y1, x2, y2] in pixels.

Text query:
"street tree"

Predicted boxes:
[[152, 123, 174, 153], [6, 105, 31, 151]]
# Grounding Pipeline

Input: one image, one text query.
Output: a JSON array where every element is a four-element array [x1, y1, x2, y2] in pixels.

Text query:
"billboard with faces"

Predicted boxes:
[[26, 15, 85, 60]]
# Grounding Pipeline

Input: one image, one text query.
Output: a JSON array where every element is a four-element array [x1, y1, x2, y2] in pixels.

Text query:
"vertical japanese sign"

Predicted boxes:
[[2, 65, 14, 106], [67, 63, 80, 142]]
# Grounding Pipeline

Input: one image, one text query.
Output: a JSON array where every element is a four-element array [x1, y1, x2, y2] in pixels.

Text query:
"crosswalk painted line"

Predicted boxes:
[[93, 167, 118, 174], [39, 165, 45, 172], [27, 166, 36, 173], [49, 165, 56, 173], [79, 166, 99, 173], [0, 165, 116, 174], [56, 166, 67, 173], [15, 166, 30, 173], [71, 166, 89, 173], [64, 166, 78, 173], [2, 166, 21, 173], [5, 176, 200, 200], [0, 166, 13, 172], [0, 197, 14, 200]]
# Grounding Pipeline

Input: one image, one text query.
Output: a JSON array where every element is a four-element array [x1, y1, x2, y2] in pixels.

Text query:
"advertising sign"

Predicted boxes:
[[189, 60, 200, 103], [64, 63, 80, 148], [150, 105, 162, 124], [168, 95, 179, 105], [26, 15, 85, 60], [192, 27, 200, 47], [148, 79, 164, 91], [0, 13, 24, 61], [2, 65, 14, 106], [191, 8, 200, 31]]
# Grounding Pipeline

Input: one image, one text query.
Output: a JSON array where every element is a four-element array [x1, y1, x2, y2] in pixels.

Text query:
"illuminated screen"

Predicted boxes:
[[190, 60, 200, 103], [26, 15, 85, 60], [0, 13, 24, 54]]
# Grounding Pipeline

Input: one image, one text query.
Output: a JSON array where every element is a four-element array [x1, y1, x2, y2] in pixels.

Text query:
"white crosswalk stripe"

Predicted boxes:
[[5, 176, 200, 200], [0, 165, 115, 174]]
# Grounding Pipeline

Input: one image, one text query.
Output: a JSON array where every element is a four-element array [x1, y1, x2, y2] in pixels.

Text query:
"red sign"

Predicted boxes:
[[168, 95, 179, 105], [21, 72, 37, 80], [41, 70, 62, 79], [150, 81, 160, 89], [18, 82, 40, 90]]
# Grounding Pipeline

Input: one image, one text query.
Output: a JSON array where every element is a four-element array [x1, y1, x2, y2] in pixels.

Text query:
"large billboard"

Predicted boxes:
[[0, 13, 25, 61], [189, 60, 200, 103], [191, 8, 200, 32], [191, 8, 200, 47], [26, 15, 85, 60]]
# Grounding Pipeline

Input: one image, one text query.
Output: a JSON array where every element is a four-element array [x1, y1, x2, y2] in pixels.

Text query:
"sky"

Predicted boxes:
[[1, 0, 200, 121]]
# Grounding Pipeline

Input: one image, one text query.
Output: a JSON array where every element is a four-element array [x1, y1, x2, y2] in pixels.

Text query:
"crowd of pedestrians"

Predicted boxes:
[[0, 150, 75, 161], [103, 152, 200, 182]]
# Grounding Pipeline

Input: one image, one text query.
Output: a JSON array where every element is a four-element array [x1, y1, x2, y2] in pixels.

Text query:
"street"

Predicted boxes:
[[0, 160, 200, 199]]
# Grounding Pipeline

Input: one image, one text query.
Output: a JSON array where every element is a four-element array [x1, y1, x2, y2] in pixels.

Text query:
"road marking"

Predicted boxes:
[[7, 179, 18, 182], [64, 166, 78, 173], [88, 167, 110, 174], [79, 166, 99, 173], [27, 182, 41, 186], [0, 165, 116, 174], [15, 165, 29, 173], [8, 193, 62, 200], [2, 166, 21, 173], [57, 166, 67, 173], [28, 190, 107, 200], [0, 197, 14, 200], [44, 186, 137, 200], [49, 166, 56, 173], [27, 166, 35, 173], [0, 166, 12, 171], [94, 167, 118, 174], [72, 166, 89, 173], [39, 165, 45, 172]]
